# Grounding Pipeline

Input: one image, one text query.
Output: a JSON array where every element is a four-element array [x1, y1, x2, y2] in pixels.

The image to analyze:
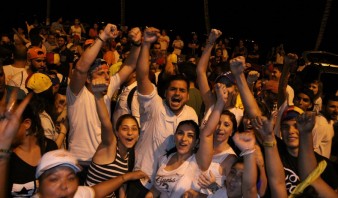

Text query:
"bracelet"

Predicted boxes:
[[96, 35, 104, 42], [132, 42, 141, 47], [0, 148, 12, 159], [209, 183, 221, 194], [263, 140, 276, 147], [239, 148, 256, 157], [59, 131, 66, 135], [0, 148, 12, 154]]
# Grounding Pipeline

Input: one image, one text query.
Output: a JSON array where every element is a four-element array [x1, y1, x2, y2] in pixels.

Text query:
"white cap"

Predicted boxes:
[[36, 149, 81, 178]]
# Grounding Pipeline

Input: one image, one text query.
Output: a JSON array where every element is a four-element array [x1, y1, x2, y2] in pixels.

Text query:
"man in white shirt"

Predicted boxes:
[[126, 27, 198, 197]]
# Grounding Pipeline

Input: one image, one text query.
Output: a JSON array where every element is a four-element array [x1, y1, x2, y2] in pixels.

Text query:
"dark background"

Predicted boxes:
[[1, 0, 338, 57]]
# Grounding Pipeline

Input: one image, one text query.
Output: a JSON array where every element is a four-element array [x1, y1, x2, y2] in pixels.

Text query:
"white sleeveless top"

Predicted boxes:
[[196, 147, 236, 195]]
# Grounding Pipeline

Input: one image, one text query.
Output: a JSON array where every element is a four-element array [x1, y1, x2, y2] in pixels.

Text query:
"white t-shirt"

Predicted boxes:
[[3, 65, 27, 85], [133, 85, 198, 189], [154, 154, 200, 198], [7, 69, 29, 94], [197, 147, 236, 195], [312, 115, 334, 158], [66, 74, 120, 161]]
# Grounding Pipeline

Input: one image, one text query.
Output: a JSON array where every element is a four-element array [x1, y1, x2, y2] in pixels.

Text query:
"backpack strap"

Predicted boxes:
[[127, 86, 137, 111]]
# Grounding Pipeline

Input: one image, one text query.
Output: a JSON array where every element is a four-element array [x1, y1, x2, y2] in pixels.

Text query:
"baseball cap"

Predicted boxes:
[[281, 105, 304, 122], [27, 47, 46, 60], [214, 71, 236, 86], [36, 149, 81, 178], [26, 73, 53, 94]]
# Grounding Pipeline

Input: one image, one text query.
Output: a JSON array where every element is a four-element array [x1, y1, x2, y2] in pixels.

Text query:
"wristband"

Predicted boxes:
[[263, 140, 276, 147], [0, 148, 12, 154], [239, 148, 256, 157], [96, 36, 104, 42], [209, 183, 221, 194], [132, 42, 141, 47]]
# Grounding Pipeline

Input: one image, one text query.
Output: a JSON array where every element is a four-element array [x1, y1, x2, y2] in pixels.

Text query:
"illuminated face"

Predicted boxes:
[[165, 80, 189, 115], [309, 83, 319, 95], [31, 58, 47, 73], [39, 166, 79, 198], [116, 118, 139, 149], [271, 68, 281, 81], [226, 162, 244, 197], [215, 114, 233, 143], [215, 49, 222, 57], [326, 100, 338, 121], [281, 119, 299, 149], [294, 93, 312, 111], [174, 123, 197, 155]]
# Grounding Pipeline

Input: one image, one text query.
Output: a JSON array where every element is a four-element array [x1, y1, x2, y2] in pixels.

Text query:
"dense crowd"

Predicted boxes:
[[0, 17, 337, 198]]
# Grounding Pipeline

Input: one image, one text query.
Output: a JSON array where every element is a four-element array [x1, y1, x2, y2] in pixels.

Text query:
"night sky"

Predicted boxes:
[[1, 0, 338, 56]]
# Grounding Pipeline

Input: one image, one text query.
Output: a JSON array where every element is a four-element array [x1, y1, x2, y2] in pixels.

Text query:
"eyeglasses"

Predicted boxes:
[[34, 59, 46, 63]]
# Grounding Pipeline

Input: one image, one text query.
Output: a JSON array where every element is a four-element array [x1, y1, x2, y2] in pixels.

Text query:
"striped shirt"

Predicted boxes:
[[84, 149, 129, 197]]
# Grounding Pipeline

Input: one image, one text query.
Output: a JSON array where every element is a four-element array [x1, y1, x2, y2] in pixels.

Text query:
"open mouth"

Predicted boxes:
[[171, 97, 181, 103], [126, 137, 135, 142]]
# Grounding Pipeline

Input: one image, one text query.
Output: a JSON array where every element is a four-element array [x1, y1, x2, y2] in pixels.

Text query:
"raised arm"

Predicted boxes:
[[136, 27, 160, 95], [196, 83, 226, 171], [91, 78, 116, 157], [230, 56, 262, 118], [251, 102, 288, 198], [69, 23, 119, 95], [196, 29, 222, 110], [232, 131, 258, 198], [117, 27, 142, 83], [0, 90, 32, 198], [296, 112, 338, 197], [277, 53, 297, 108]]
